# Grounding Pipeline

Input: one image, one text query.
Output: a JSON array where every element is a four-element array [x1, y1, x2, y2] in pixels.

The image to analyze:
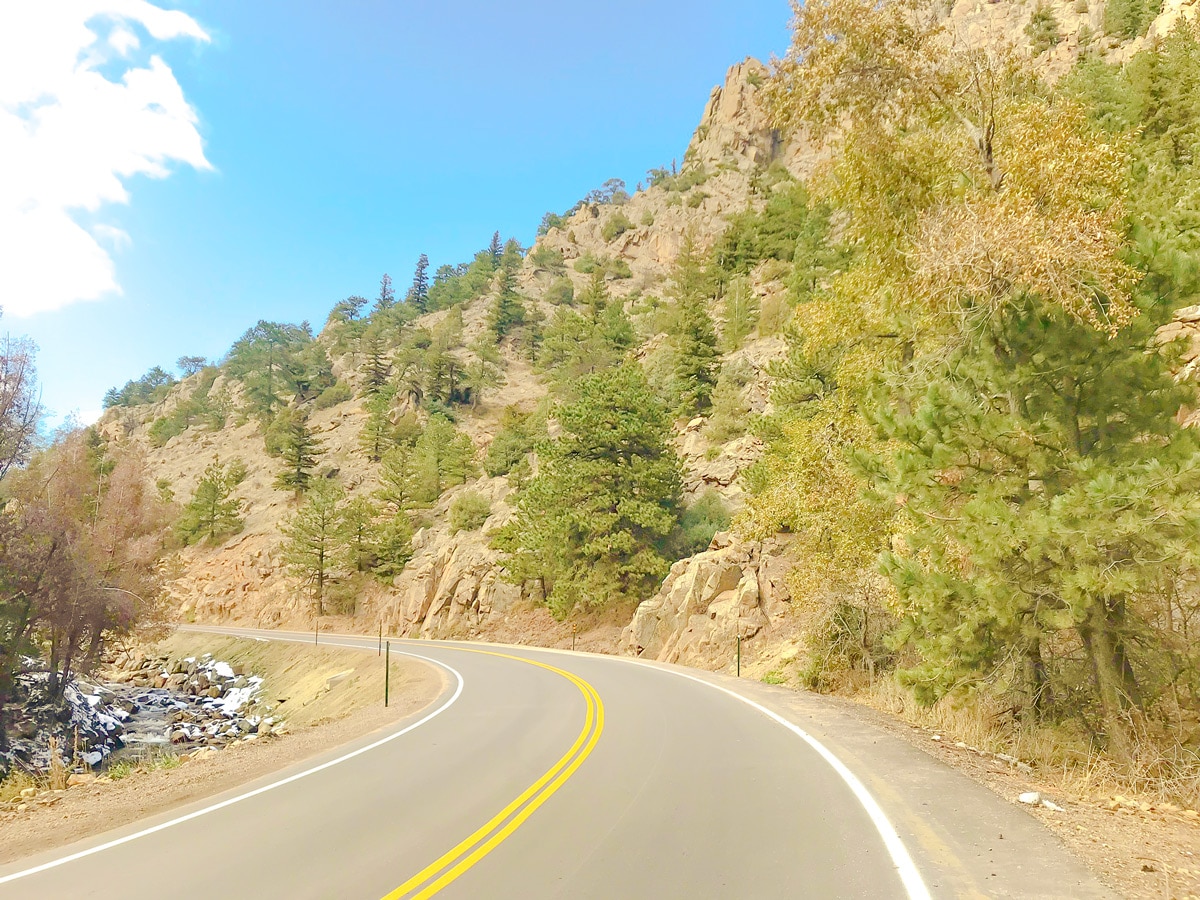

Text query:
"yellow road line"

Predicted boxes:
[[381, 649, 605, 900]]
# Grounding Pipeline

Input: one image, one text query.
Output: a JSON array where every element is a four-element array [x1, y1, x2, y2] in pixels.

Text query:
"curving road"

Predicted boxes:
[[0, 628, 1115, 899]]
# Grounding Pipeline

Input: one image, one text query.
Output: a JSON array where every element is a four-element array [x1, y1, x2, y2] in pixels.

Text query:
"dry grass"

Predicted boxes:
[[860, 678, 1200, 810], [0, 769, 40, 804]]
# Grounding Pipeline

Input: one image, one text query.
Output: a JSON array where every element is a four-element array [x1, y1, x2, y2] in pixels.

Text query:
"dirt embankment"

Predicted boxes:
[[0, 632, 444, 866]]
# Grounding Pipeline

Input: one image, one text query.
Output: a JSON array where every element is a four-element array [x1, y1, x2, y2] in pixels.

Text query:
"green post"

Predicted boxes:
[[737, 631, 741, 677], [385, 640, 390, 708]]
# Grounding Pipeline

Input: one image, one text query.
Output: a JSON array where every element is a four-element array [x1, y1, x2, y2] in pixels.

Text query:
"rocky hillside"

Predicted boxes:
[[100, 0, 1200, 668], [98, 56, 813, 645]]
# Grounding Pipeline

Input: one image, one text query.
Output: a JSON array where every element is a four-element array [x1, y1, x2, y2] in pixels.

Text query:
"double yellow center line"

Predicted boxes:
[[382, 649, 605, 899]]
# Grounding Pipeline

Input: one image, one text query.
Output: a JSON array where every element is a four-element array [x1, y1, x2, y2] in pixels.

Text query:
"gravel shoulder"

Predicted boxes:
[[0, 637, 443, 867], [842, 696, 1200, 900]]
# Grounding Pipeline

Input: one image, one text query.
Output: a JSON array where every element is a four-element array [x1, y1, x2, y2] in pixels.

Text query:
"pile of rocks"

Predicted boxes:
[[104, 650, 283, 751]]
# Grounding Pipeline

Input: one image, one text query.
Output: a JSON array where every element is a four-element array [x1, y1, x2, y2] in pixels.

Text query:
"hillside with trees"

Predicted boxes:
[[5, 3, 1200, 882]]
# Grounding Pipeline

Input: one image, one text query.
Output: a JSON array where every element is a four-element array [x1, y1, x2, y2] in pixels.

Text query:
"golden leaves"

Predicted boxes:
[[912, 99, 1137, 330]]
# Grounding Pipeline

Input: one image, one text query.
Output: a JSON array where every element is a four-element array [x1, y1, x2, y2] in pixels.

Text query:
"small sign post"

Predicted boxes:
[[385, 641, 390, 708]]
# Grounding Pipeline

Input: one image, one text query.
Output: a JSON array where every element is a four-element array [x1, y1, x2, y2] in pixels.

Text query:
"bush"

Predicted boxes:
[[640, 210, 655, 227], [601, 211, 633, 242], [449, 492, 491, 533], [686, 191, 710, 209], [314, 381, 352, 409], [546, 276, 574, 306], [148, 415, 186, 448], [1026, 4, 1062, 54], [529, 244, 565, 272], [671, 491, 731, 557]]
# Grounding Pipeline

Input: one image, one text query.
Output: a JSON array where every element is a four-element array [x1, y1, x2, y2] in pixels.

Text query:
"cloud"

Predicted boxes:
[[0, 1, 210, 317]]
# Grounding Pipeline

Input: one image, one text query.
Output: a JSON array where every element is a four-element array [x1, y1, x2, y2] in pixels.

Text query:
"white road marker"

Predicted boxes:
[[0, 650, 465, 886]]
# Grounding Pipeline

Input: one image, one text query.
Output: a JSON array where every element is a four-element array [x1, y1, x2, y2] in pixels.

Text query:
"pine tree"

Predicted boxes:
[[412, 415, 477, 504], [372, 513, 414, 579], [176, 456, 247, 545], [176, 356, 208, 377], [673, 294, 719, 416], [281, 479, 345, 616], [376, 441, 419, 512], [359, 391, 397, 462], [667, 232, 719, 415], [406, 253, 430, 313], [496, 363, 682, 617], [867, 293, 1200, 761], [488, 231, 503, 268], [489, 268, 526, 338], [373, 273, 395, 314], [360, 328, 392, 395], [340, 496, 380, 573], [273, 413, 325, 497], [720, 274, 758, 351]]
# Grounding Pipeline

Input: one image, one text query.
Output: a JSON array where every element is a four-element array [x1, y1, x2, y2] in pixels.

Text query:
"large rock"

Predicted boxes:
[[380, 529, 520, 639], [622, 532, 793, 668]]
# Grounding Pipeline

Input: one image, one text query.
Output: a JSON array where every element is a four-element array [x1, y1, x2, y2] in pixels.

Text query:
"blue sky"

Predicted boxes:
[[6, 1, 791, 424]]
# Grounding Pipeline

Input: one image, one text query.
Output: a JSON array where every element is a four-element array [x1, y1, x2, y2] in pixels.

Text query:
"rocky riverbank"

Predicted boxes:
[[1, 650, 280, 783]]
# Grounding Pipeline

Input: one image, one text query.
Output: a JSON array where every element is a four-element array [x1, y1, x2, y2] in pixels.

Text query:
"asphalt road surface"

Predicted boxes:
[[0, 627, 1117, 899]]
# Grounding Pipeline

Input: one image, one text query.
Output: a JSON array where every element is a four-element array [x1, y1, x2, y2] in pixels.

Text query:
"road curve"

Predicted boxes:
[[0, 628, 1115, 899]]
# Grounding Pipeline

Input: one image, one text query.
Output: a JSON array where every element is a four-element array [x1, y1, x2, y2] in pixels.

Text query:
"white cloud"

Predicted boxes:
[[0, 1, 210, 317]]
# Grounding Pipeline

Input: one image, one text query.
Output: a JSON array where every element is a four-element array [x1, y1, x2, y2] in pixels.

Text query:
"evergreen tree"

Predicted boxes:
[[406, 253, 430, 313], [340, 496, 380, 573], [360, 328, 392, 395], [866, 293, 1200, 761], [176, 356, 208, 377], [273, 413, 325, 497], [488, 231, 503, 268], [373, 273, 395, 315], [720, 275, 758, 351], [328, 295, 369, 324], [371, 513, 414, 578], [412, 415, 477, 504], [672, 294, 719, 416], [376, 440, 420, 512], [359, 390, 397, 462], [489, 268, 526, 338], [281, 479, 345, 616], [496, 363, 682, 617], [175, 456, 247, 545], [668, 232, 719, 415]]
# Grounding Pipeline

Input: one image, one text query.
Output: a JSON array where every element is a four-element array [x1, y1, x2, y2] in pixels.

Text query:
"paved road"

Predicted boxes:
[[0, 628, 1116, 899]]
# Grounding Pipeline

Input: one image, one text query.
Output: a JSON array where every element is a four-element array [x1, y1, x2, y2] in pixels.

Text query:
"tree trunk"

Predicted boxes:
[[1078, 603, 1136, 764], [1025, 638, 1052, 719]]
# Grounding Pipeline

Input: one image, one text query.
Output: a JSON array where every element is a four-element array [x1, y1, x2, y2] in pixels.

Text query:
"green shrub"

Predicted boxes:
[[148, 415, 186, 448], [546, 276, 575, 306], [1026, 4, 1062, 54], [640, 210, 655, 227], [601, 211, 634, 242], [671, 490, 732, 557], [449, 491, 491, 533], [529, 244, 565, 271], [687, 191, 710, 208], [314, 381, 352, 409]]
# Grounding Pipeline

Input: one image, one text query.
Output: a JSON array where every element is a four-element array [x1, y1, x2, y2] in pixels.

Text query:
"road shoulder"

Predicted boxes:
[[0, 641, 444, 867]]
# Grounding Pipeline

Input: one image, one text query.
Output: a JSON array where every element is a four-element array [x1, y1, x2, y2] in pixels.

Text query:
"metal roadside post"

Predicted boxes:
[[385, 640, 390, 708], [378, 623, 382, 656], [737, 630, 741, 677], [315, 621, 318, 646], [571, 622, 577, 652]]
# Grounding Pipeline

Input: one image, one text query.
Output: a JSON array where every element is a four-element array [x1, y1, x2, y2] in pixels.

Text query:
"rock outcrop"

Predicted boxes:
[[622, 531, 794, 670]]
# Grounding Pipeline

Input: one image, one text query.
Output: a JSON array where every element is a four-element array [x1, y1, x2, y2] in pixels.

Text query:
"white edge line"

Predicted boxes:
[[621, 658, 932, 900], [0, 648, 465, 887], [414, 638, 931, 900]]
